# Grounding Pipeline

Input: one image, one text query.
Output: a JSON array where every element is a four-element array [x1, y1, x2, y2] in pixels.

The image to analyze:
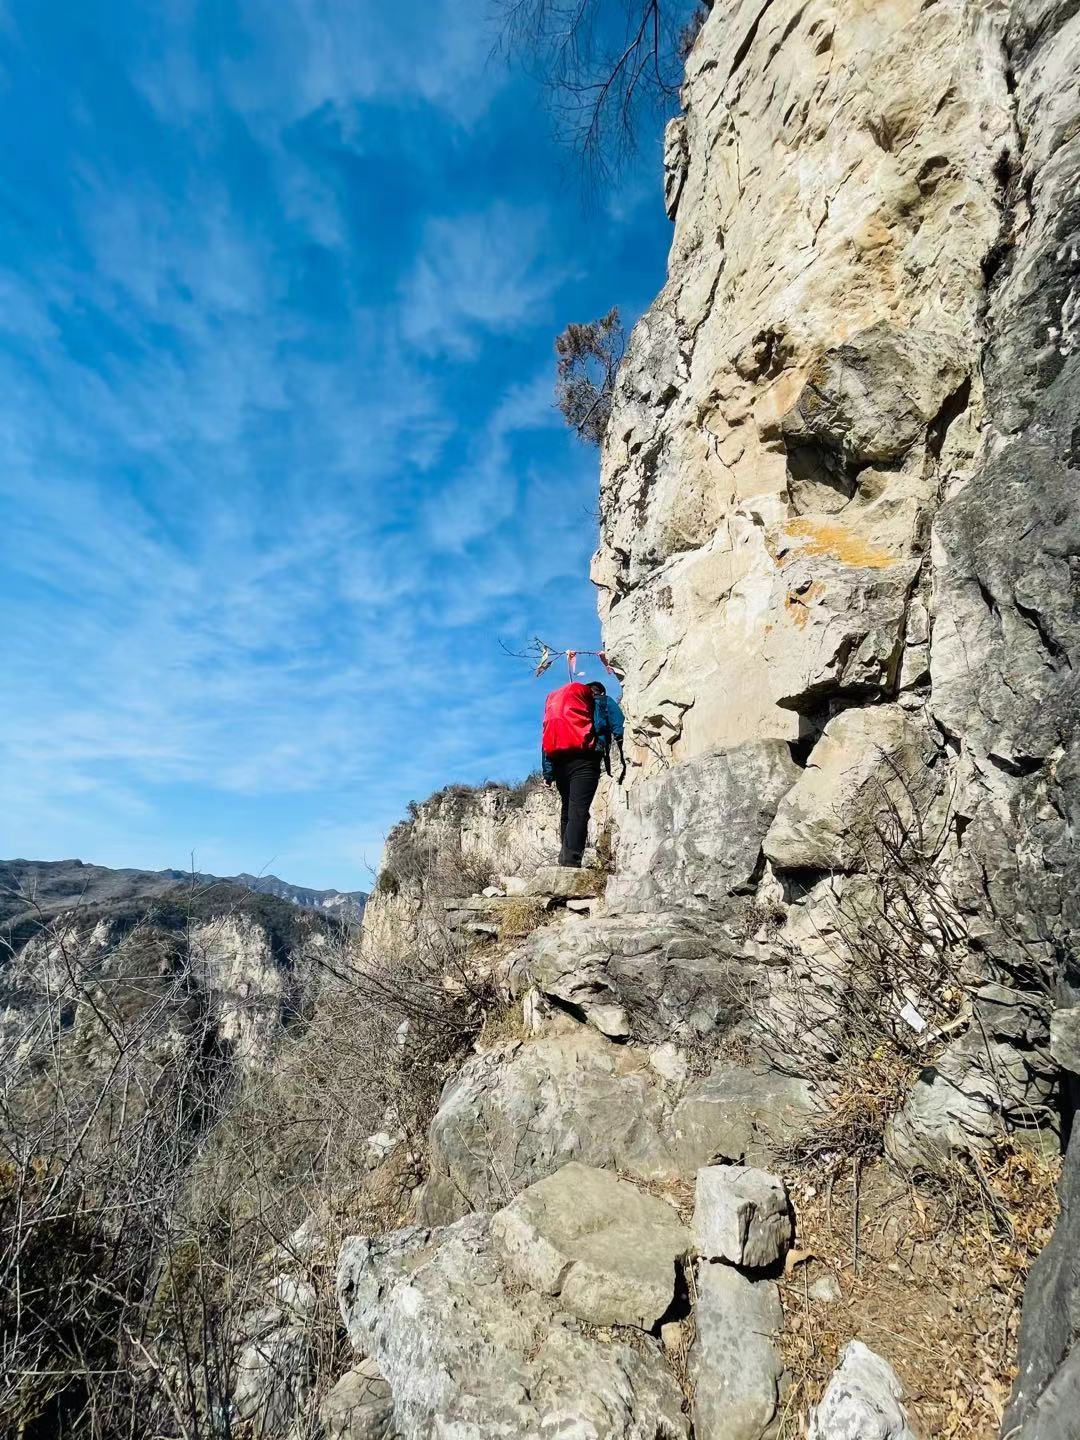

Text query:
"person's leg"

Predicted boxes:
[[559, 754, 601, 866], [551, 756, 571, 852]]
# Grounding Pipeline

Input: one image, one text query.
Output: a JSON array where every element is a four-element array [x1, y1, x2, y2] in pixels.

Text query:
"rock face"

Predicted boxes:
[[417, 1028, 682, 1223], [594, 0, 1011, 767], [606, 741, 799, 910], [320, 1359, 397, 1440], [587, 0, 1079, 1432], [337, 1214, 690, 1440], [762, 707, 942, 874], [690, 1263, 785, 1440], [0, 883, 336, 1084], [508, 908, 752, 1043]]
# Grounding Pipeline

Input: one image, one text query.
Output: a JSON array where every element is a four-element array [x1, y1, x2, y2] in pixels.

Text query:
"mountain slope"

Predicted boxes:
[[0, 857, 365, 932]]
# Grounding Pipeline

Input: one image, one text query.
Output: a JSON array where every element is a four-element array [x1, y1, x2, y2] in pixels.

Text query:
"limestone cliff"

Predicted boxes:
[[587, 2, 1079, 1434], [19, 4, 1076, 1437]]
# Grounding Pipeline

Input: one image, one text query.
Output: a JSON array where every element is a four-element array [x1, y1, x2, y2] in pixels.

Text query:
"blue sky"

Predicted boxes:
[[0, 0, 679, 890]]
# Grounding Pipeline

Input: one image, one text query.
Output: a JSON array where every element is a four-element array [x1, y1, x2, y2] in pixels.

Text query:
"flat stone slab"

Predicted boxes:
[[1050, 1006, 1080, 1076], [492, 1161, 690, 1329], [673, 1064, 819, 1167], [320, 1358, 396, 1440], [337, 1213, 690, 1439], [525, 866, 601, 900], [693, 1165, 793, 1268], [691, 1263, 785, 1440]]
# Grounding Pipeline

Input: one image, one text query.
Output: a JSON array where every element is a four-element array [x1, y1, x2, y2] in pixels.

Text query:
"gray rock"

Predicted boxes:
[[607, 743, 800, 911], [690, 1263, 785, 1440], [525, 866, 601, 899], [692, 1165, 792, 1269], [320, 1359, 397, 1440], [1007, 1016, 1080, 1440], [808, 1272, 843, 1304], [1050, 1007, 1080, 1076], [510, 907, 753, 1044], [763, 706, 941, 874], [663, 114, 688, 219], [887, 1017, 1057, 1174], [230, 1276, 317, 1436], [492, 1161, 690, 1328], [232, 1313, 311, 1437], [673, 1064, 819, 1168], [779, 323, 967, 466], [885, 1035, 1002, 1172], [807, 1340, 918, 1440], [416, 1027, 680, 1223], [336, 1214, 690, 1440]]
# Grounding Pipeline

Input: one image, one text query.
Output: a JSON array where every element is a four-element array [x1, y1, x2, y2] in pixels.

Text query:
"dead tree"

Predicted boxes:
[[498, 1, 708, 172]]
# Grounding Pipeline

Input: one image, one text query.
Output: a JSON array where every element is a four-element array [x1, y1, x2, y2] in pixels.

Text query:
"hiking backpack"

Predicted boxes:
[[542, 682, 597, 755]]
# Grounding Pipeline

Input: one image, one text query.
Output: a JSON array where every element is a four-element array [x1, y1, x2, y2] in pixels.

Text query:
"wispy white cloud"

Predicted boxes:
[[402, 203, 572, 357]]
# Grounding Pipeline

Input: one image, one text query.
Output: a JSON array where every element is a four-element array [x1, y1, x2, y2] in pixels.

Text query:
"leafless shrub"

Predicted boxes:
[[0, 869, 488, 1440], [498, 1, 693, 173], [740, 761, 982, 1164], [555, 307, 625, 446]]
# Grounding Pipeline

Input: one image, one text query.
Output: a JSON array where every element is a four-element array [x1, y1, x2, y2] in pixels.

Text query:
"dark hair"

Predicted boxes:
[[588, 681, 606, 695]]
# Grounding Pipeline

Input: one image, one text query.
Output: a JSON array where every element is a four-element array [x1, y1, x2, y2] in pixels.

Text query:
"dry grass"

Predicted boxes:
[[497, 897, 549, 940], [777, 1048, 916, 1167], [775, 1138, 1060, 1438], [475, 999, 530, 1049]]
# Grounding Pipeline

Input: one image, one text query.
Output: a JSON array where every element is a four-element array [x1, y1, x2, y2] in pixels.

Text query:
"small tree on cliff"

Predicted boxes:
[[554, 307, 625, 445]]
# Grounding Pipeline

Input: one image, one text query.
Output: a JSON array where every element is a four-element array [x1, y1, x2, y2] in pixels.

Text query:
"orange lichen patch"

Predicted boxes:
[[781, 518, 898, 570], [785, 580, 823, 628]]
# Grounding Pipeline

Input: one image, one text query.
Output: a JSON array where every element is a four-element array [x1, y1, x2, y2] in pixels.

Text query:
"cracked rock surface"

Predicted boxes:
[[337, 1214, 690, 1440]]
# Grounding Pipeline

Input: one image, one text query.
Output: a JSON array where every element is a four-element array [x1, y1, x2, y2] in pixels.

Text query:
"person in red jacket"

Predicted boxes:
[[541, 680, 607, 867]]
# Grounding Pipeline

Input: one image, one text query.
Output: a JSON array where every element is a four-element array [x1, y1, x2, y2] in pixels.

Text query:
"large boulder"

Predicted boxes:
[[336, 1214, 690, 1440], [416, 1028, 680, 1223], [808, 1340, 918, 1440], [231, 1276, 317, 1437], [779, 323, 967, 466], [673, 1064, 819, 1169], [606, 743, 800, 911], [690, 1263, 785, 1440], [887, 988, 1055, 1172], [763, 706, 942, 873], [320, 1359, 397, 1440], [524, 866, 602, 900], [492, 1162, 690, 1328], [692, 1165, 792, 1269]]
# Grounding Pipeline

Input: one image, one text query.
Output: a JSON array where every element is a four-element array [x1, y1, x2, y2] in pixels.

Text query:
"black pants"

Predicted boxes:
[[550, 750, 602, 867]]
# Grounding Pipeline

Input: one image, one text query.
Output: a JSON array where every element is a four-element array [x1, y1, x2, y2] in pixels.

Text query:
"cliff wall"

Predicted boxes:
[[589, 2, 1079, 1433]]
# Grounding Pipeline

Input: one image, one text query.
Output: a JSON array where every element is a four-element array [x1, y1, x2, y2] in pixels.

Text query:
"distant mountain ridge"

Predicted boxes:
[[0, 857, 366, 928]]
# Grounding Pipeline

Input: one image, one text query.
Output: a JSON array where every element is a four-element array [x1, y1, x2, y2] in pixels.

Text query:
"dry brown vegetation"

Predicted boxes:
[[0, 870, 502, 1440], [776, 1139, 1060, 1438]]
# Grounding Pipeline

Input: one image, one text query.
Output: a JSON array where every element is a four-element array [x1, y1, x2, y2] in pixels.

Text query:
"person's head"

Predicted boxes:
[[588, 681, 606, 697]]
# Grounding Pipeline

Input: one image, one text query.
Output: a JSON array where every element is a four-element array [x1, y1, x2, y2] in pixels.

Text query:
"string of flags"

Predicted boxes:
[[532, 641, 617, 681]]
